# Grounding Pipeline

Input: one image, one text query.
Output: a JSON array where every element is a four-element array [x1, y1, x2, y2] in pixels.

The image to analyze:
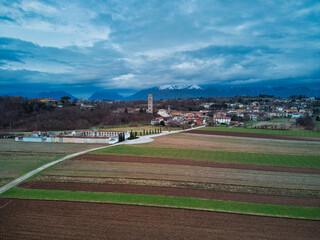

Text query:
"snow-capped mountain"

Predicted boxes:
[[126, 85, 320, 100], [158, 84, 202, 90]]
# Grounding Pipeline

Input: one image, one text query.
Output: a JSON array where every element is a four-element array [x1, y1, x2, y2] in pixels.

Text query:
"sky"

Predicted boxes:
[[0, 0, 319, 98]]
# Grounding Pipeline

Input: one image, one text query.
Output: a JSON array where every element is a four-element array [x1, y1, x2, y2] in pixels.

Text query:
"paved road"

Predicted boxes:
[[0, 126, 204, 194], [123, 126, 204, 144]]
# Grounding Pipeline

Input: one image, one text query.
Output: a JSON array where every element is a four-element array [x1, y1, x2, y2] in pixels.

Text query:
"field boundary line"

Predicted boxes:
[[0, 126, 204, 195]]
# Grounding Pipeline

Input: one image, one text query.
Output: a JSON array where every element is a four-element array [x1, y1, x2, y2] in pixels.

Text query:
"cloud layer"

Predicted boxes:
[[1, 0, 319, 97]]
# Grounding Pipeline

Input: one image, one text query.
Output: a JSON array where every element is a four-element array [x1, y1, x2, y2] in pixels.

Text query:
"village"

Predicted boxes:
[[13, 93, 319, 144], [150, 94, 317, 128]]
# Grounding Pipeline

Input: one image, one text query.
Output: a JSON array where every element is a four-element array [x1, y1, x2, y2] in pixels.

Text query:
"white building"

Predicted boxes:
[[213, 117, 231, 125], [157, 109, 171, 118]]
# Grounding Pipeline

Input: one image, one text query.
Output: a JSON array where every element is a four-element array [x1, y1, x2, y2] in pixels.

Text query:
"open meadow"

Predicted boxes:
[[1, 130, 320, 239]]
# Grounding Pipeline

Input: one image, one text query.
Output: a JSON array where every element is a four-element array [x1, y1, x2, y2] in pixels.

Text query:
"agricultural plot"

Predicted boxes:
[[91, 145, 320, 168], [200, 127, 320, 138], [0, 139, 107, 153], [1, 199, 319, 240], [0, 152, 63, 187], [143, 133, 320, 156], [1, 131, 319, 238]]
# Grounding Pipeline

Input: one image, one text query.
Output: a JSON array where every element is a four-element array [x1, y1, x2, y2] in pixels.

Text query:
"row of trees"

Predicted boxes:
[[142, 128, 162, 135]]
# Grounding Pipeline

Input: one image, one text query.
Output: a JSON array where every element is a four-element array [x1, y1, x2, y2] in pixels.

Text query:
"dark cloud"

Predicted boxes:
[[0, 0, 319, 98]]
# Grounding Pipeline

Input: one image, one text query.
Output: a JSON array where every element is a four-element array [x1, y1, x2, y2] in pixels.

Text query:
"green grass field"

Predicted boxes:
[[2, 188, 319, 220], [0, 152, 64, 187], [92, 145, 320, 168], [201, 127, 320, 137]]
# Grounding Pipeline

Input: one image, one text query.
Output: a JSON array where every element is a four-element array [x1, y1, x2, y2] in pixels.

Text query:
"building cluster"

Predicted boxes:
[[15, 130, 130, 144], [151, 108, 211, 127], [151, 96, 316, 127]]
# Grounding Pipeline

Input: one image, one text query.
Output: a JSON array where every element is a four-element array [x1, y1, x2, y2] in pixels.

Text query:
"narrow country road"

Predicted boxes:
[[0, 126, 204, 194]]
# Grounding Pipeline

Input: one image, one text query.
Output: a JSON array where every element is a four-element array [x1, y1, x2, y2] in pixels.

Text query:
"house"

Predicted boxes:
[[213, 116, 231, 125], [249, 114, 258, 121], [151, 117, 164, 126], [286, 109, 298, 114], [195, 119, 204, 126], [202, 103, 215, 109], [157, 109, 171, 118], [171, 110, 185, 116]]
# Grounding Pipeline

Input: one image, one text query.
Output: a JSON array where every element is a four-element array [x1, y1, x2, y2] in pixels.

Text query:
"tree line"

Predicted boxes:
[[0, 97, 153, 132]]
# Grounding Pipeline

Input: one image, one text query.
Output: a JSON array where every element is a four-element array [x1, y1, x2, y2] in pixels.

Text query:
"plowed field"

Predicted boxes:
[[19, 181, 320, 207], [0, 199, 319, 240], [189, 130, 320, 141], [73, 154, 320, 174]]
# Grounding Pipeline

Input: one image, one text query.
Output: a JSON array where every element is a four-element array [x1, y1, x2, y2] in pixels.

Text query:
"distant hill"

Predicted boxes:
[[37, 91, 77, 100], [89, 91, 124, 100]]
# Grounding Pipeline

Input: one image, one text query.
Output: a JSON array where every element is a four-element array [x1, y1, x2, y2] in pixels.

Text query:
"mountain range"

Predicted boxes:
[[2, 84, 320, 100], [124, 85, 320, 100], [88, 91, 125, 101]]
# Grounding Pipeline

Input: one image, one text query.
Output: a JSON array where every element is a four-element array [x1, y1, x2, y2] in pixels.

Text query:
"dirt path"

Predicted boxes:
[[19, 181, 320, 207], [0, 199, 319, 240], [188, 130, 320, 142], [73, 154, 320, 174]]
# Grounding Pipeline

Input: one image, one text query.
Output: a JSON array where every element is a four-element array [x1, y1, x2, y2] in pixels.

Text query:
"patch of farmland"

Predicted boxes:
[[0, 139, 107, 153], [91, 145, 320, 168], [143, 133, 320, 156], [73, 154, 320, 174], [34, 175, 320, 198], [189, 130, 320, 141], [3, 188, 320, 220], [199, 127, 320, 138], [0, 152, 63, 187], [1, 199, 319, 239], [19, 181, 320, 207], [42, 160, 320, 190]]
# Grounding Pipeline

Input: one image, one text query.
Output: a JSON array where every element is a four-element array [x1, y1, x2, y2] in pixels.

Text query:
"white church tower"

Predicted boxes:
[[147, 94, 153, 113]]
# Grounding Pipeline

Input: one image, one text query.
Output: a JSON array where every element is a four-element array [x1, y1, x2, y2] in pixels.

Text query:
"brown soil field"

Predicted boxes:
[[143, 133, 320, 156], [73, 154, 320, 174], [19, 181, 320, 207], [0, 198, 319, 240], [188, 130, 320, 142], [36, 175, 320, 198], [46, 160, 320, 190], [45, 160, 320, 190]]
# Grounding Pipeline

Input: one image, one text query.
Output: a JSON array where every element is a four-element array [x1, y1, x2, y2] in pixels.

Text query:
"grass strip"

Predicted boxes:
[[2, 188, 320, 220], [200, 127, 320, 137], [91, 145, 320, 168]]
